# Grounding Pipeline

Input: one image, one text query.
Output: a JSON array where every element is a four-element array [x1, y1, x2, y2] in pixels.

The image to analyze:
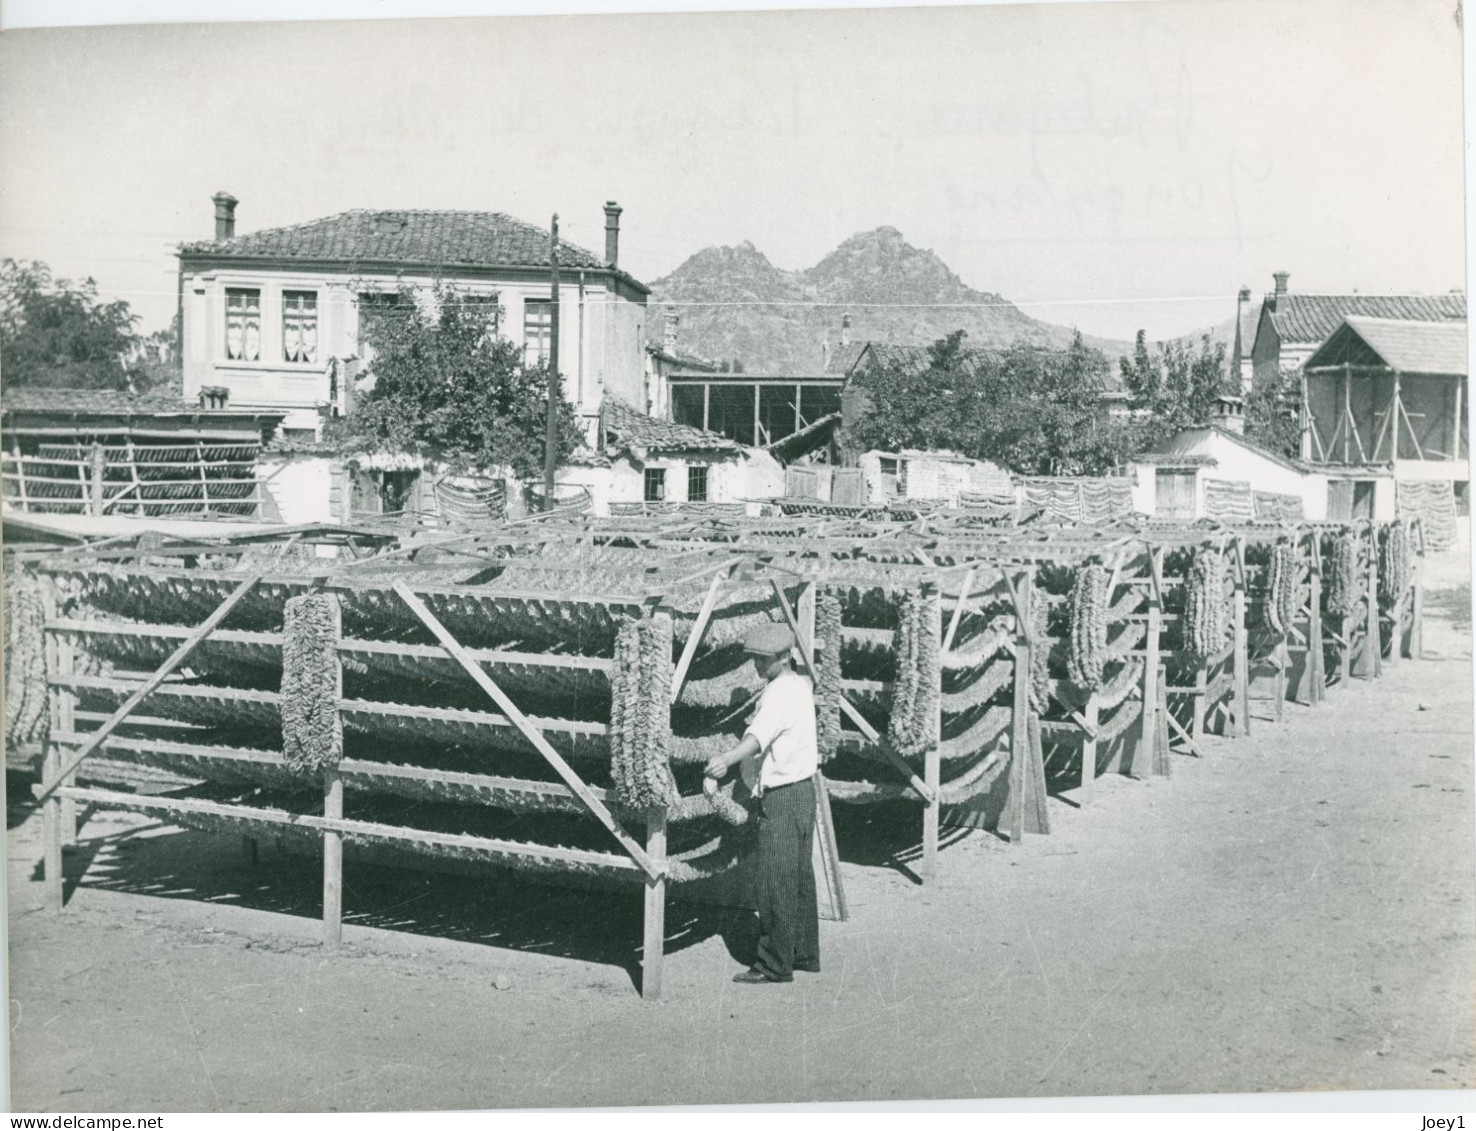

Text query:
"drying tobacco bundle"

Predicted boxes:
[[1028, 580, 1052, 714], [1325, 532, 1360, 618], [1261, 542, 1298, 636], [4, 569, 49, 749], [1066, 563, 1110, 692], [813, 592, 844, 763], [1182, 547, 1230, 660], [609, 615, 677, 811], [887, 586, 941, 758], [280, 593, 344, 775], [1378, 522, 1410, 608]]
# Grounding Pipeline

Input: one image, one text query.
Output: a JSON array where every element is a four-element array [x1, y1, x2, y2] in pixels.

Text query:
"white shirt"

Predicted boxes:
[[743, 668, 819, 792]]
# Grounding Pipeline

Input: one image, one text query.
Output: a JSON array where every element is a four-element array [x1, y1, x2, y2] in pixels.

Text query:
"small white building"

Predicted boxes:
[[856, 449, 1014, 507], [1138, 400, 1395, 522], [554, 399, 783, 515]]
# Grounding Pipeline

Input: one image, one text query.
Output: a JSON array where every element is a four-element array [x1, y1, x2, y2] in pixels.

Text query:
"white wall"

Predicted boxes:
[[258, 455, 334, 524], [182, 265, 645, 434]]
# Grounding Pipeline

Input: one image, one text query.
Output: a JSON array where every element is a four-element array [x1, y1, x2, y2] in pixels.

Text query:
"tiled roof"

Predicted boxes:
[[1305, 317, 1467, 377], [601, 398, 740, 454], [2, 386, 190, 415], [646, 344, 720, 372], [826, 342, 868, 374], [180, 210, 649, 291], [1268, 293, 1466, 347]]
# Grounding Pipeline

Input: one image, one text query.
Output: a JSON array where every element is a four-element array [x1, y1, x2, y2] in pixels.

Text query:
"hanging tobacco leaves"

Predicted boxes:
[[609, 615, 676, 811], [280, 593, 343, 775], [887, 586, 941, 758]]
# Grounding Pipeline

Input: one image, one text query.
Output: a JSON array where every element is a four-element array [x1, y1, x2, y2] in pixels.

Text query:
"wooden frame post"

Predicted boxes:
[[42, 583, 80, 844], [1079, 698, 1098, 806], [42, 745, 64, 912], [323, 769, 344, 946], [1231, 549, 1250, 738], [1410, 540, 1425, 660], [1307, 535, 1326, 704], [322, 593, 345, 948], [641, 807, 667, 1001], [1131, 548, 1162, 776], [1191, 667, 1208, 737], [1354, 526, 1380, 679], [921, 580, 941, 880], [88, 442, 105, 517], [1008, 567, 1032, 845]]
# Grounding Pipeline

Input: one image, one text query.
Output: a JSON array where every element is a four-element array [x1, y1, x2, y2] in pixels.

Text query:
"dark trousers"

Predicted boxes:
[[752, 777, 820, 979]]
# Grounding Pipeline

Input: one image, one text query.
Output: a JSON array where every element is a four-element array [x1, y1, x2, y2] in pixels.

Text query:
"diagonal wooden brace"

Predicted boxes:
[[392, 582, 662, 881], [36, 572, 263, 805], [670, 573, 726, 705]]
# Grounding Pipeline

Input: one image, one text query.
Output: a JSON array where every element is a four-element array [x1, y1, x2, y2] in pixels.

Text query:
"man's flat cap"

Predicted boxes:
[[743, 622, 795, 656]]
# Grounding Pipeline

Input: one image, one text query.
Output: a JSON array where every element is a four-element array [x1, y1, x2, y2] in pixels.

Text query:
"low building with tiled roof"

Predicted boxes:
[[1, 384, 285, 521], [552, 397, 780, 512], [1248, 270, 1466, 394], [1138, 398, 1390, 524], [177, 193, 650, 437]]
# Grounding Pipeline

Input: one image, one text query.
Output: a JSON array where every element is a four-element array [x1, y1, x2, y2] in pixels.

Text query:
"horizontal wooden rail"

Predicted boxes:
[[52, 674, 611, 737], [51, 786, 640, 873], [49, 619, 617, 672], [49, 731, 608, 806]]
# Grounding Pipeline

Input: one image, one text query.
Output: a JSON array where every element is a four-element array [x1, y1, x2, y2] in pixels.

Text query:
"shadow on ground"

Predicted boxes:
[[24, 812, 762, 991]]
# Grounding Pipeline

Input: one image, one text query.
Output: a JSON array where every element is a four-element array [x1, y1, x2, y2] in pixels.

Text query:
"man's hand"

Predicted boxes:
[[705, 734, 760, 782], [703, 752, 731, 780]]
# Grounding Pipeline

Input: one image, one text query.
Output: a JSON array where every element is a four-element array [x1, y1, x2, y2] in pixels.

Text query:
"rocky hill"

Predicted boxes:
[[645, 227, 1140, 373]]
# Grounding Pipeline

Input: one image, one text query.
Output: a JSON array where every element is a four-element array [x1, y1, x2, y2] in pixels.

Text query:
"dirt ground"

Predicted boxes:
[[6, 570, 1475, 1112]]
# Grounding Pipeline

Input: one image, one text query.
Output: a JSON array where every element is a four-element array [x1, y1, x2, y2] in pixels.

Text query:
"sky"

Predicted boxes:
[[0, 0, 1466, 344]]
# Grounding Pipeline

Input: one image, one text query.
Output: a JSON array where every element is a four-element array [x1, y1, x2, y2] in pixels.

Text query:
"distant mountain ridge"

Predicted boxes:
[[646, 227, 1149, 374]]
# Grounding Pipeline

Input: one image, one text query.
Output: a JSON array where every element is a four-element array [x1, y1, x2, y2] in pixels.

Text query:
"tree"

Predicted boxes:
[[847, 330, 1140, 475], [0, 259, 142, 390], [338, 283, 583, 479], [1245, 367, 1303, 458], [1119, 330, 1232, 443]]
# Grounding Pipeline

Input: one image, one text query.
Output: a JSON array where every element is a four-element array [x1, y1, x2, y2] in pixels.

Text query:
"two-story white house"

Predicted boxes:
[[177, 194, 651, 438]]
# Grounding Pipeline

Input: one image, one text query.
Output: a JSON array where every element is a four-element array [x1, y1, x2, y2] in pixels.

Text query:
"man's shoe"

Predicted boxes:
[[732, 967, 791, 984]]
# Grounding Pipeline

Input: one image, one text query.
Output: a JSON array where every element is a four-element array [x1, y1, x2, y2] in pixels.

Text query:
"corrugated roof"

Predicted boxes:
[[765, 412, 839, 464], [1268, 293, 1466, 346], [180, 209, 650, 293], [601, 398, 740, 454], [1304, 317, 1467, 377]]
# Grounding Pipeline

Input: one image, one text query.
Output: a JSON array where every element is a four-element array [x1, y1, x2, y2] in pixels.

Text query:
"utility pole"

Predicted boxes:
[[544, 214, 561, 511]]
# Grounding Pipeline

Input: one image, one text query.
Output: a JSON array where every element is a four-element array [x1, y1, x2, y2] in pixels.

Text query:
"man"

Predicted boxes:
[[704, 622, 821, 984]]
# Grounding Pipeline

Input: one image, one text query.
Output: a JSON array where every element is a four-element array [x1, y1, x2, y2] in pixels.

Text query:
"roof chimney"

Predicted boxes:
[[1215, 394, 1245, 435], [663, 310, 679, 355], [841, 312, 852, 347], [212, 192, 238, 240], [603, 201, 623, 269], [1273, 271, 1290, 298]]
